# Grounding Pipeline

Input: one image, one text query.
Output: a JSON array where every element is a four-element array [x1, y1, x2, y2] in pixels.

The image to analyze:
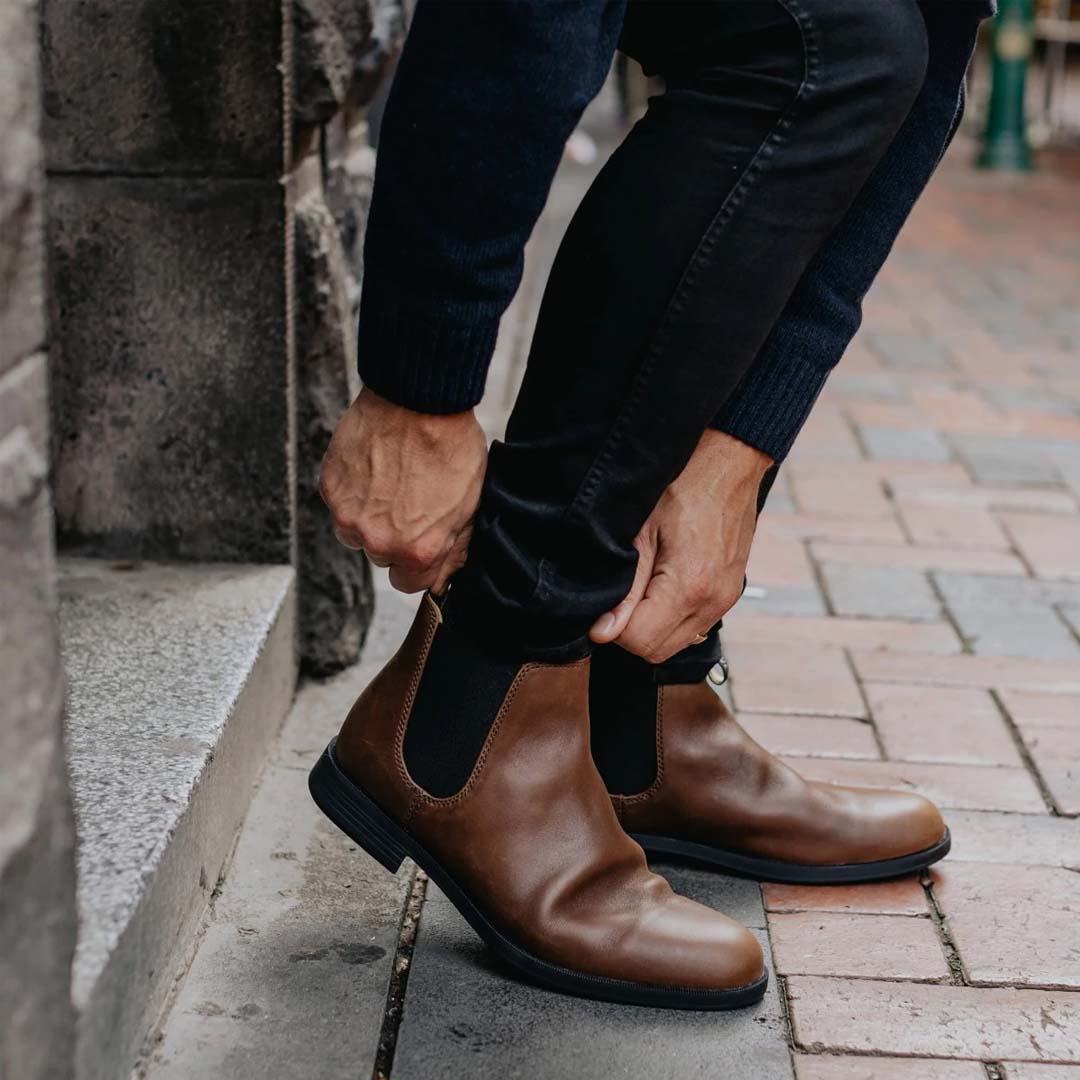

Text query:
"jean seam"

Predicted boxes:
[[530, 0, 819, 609]]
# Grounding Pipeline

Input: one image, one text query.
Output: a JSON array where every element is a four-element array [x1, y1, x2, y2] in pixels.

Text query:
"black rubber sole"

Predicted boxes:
[[309, 740, 768, 1010], [633, 829, 952, 885]]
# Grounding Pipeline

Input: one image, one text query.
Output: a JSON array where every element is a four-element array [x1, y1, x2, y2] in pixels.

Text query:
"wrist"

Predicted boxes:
[[695, 428, 774, 482]]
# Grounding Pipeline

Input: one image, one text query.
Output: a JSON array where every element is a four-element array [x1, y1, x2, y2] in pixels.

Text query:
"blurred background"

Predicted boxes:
[[2, 2, 1079, 1079]]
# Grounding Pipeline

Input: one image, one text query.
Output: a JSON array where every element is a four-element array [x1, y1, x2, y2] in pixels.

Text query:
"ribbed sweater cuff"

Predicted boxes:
[[356, 284, 500, 415], [711, 352, 831, 464]]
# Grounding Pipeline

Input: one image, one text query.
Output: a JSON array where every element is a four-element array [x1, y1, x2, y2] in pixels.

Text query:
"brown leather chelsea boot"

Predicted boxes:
[[591, 647, 950, 884], [309, 595, 766, 1009]]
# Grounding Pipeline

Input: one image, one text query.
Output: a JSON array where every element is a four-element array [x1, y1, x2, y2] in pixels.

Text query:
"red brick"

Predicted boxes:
[[995, 690, 1080, 814], [765, 879, 928, 916], [852, 651, 1080, 695], [737, 713, 880, 760], [787, 976, 1080, 1061], [781, 756, 1045, 813], [931, 863, 1080, 989], [810, 541, 1025, 576], [865, 683, 1022, 767], [911, 388, 1002, 433], [898, 502, 1010, 551], [724, 612, 961, 654], [1000, 513, 1080, 581], [746, 531, 818, 588], [946, 810, 1080, 870], [769, 911, 948, 981], [794, 1056, 985, 1080], [758, 513, 907, 544], [847, 401, 929, 430], [727, 642, 866, 718], [789, 467, 893, 518]]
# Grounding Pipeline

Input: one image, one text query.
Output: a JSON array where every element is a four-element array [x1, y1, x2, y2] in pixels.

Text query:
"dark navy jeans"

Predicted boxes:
[[452, 0, 990, 662]]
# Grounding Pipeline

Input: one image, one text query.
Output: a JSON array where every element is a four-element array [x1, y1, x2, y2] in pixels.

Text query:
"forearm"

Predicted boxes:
[[711, 2, 986, 464], [358, 0, 624, 415]]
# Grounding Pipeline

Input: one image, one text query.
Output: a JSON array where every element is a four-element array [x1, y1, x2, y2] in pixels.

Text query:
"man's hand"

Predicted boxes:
[[319, 388, 487, 594], [589, 429, 773, 664]]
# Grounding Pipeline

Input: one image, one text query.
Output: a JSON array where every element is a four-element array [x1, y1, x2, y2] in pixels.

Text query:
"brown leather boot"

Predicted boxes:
[[309, 595, 766, 1009], [593, 652, 949, 884]]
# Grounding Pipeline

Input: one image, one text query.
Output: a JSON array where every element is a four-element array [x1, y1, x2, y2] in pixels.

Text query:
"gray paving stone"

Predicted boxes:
[[60, 558, 297, 1080], [736, 584, 828, 617], [818, 562, 941, 621], [146, 682, 410, 1080], [860, 426, 952, 462], [393, 888, 791, 1080], [946, 602, 1080, 661], [933, 572, 1080, 612], [949, 434, 1063, 487], [864, 330, 955, 372], [826, 372, 906, 403]]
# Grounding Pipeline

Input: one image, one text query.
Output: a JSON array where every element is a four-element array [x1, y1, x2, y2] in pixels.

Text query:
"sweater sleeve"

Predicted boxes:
[[357, 0, 624, 414]]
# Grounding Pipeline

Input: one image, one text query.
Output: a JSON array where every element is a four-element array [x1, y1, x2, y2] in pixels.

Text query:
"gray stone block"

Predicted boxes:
[[0, 0, 46, 374], [48, 176, 293, 563], [819, 562, 941, 621], [947, 602, 1080, 661], [41, 0, 284, 176], [393, 890, 791, 1080], [59, 558, 297, 1080], [293, 0, 375, 129], [864, 330, 955, 372], [950, 433, 1062, 488], [0, 350, 78, 1080], [860, 426, 951, 463], [294, 186, 373, 674]]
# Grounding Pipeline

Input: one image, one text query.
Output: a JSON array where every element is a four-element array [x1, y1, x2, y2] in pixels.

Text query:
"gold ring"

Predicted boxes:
[[691, 633, 708, 645]]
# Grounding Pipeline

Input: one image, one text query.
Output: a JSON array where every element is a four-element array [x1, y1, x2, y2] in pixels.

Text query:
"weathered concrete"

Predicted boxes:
[[146, 581, 420, 1080], [59, 559, 297, 1080], [0, 2, 79, 1076], [40, 0, 284, 177], [0, 0, 45, 375], [47, 177, 293, 563], [294, 182, 373, 674], [393, 891, 790, 1080]]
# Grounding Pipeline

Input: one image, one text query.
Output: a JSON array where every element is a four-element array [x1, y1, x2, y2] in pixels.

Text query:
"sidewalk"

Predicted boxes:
[[146, 134, 1080, 1079]]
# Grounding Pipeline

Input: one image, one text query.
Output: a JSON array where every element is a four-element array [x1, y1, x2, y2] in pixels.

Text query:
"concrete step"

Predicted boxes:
[[58, 558, 297, 1080]]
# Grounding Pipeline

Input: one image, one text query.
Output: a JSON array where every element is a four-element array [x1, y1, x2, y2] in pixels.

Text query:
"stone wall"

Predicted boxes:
[[0, 1, 78, 1078], [42, 0, 404, 670]]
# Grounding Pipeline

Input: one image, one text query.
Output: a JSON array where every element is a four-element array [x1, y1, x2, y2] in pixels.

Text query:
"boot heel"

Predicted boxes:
[[308, 743, 408, 875]]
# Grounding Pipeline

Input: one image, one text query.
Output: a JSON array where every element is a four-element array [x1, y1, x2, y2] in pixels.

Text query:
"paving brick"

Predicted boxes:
[[866, 331, 956, 372], [951, 434, 1063, 487], [945, 810, 1080, 869], [945, 603, 1080, 662], [787, 976, 1080, 1061], [764, 880, 928, 916], [818, 562, 942, 621], [934, 573, 1080, 613], [999, 689, 1080, 815], [789, 467, 893, 518], [812, 541, 1025, 576], [758, 513, 908, 544], [727, 642, 866, 718], [769, 911, 947, 981], [887, 482, 1077, 515], [865, 683, 1022, 767], [861, 427, 953, 462], [911, 387, 1003, 433], [789, 405, 864, 461], [828, 372, 907, 402], [897, 503, 1010, 550], [1001, 513, 1080, 581], [848, 402, 929, 430], [794, 1055, 985, 1080], [852, 650, 1080, 694], [392, 892, 793, 1080], [747, 532, 818, 588], [1003, 1065, 1080, 1080], [931, 863, 1080, 988], [724, 613, 961, 654], [781, 756, 1045, 813], [738, 714, 880, 760]]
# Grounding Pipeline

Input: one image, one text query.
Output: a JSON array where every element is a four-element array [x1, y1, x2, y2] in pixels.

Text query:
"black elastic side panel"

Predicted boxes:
[[588, 644, 659, 796], [403, 598, 520, 799]]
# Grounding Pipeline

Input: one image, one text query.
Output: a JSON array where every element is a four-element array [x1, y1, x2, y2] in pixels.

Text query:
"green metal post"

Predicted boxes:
[[978, 0, 1035, 170]]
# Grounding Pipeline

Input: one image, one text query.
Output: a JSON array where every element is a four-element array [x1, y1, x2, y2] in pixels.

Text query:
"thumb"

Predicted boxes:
[[590, 531, 656, 644]]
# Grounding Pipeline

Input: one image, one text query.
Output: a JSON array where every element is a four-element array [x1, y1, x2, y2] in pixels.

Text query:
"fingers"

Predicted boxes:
[[589, 531, 656, 644]]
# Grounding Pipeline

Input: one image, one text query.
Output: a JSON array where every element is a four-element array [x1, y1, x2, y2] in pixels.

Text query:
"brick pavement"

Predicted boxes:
[[730, 138, 1080, 1076]]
